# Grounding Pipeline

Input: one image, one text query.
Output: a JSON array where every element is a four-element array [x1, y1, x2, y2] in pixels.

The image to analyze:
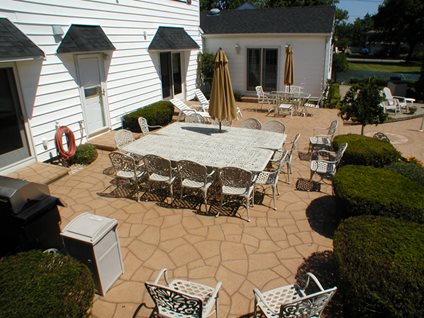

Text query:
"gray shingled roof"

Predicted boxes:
[[201, 6, 335, 34], [0, 18, 44, 60], [57, 25, 115, 53], [148, 27, 200, 51]]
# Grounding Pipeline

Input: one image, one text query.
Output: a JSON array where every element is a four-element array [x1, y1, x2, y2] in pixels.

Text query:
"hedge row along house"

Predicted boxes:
[[0, 1, 335, 174]]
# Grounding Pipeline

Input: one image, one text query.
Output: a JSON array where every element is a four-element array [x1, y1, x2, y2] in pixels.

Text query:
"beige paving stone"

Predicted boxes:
[[105, 281, 144, 303], [144, 249, 176, 269], [194, 240, 221, 259], [247, 269, 280, 289], [221, 241, 247, 261], [295, 243, 319, 258], [249, 253, 280, 271], [241, 233, 260, 248], [127, 240, 156, 262], [91, 299, 116, 318], [276, 246, 302, 260], [296, 231, 313, 244], [257, 240, 282, 253], [129, 224, 148, 237], [121, 252, 143, 280], [112, 303, 140, 318], [230, 292, 252, 317], [216, 265, 246, 296], [169, 243, 202, 266], [273, 264, 293, 279], [221, 259, 249, 275], [139, 226, 160, 245]]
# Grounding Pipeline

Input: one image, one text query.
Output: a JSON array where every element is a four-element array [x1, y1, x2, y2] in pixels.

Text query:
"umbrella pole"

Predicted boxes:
[[219, 121, 222, 133]]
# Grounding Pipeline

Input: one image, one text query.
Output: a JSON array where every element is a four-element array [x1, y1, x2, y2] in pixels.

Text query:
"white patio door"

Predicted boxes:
[[77, 54, 108, 136], [0, 67, 31, 169]]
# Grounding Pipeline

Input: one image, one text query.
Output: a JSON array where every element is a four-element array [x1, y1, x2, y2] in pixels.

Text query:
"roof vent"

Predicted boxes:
[[208, 8, 220, 16]]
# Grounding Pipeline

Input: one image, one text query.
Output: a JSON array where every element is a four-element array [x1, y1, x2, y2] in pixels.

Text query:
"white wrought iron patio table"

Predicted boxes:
[[122, 122, 286, 173]]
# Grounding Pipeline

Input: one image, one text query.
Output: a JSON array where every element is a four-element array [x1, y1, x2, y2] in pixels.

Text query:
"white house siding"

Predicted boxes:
[[203, 33, 330, 97], [0, 0, 201, 170]]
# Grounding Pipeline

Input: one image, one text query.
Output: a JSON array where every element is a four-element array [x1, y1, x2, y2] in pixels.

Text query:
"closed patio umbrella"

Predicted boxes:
[[284, 45, 294, 92], [209, 48, 237, 132]]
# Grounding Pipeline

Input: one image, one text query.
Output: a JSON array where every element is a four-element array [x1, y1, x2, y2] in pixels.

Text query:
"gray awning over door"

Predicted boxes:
[[57, 25, 115, 54], [148, 27, 200, 51], [0, 18, 44, 61]]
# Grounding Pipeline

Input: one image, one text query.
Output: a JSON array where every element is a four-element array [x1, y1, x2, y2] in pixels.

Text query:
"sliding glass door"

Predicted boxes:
[[160, 52, 183, 99], [247, 48, 278, 91]]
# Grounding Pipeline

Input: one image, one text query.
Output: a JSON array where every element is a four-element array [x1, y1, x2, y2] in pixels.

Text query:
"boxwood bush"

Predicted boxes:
[[386, 161, 424, 187], [334, 216, 424, 317], [0, 250, 94, 318], [333, 165, 424, 223], [122, 100, 174, 132], [333, 134, 401, 167], [70, 143, 98, 165]]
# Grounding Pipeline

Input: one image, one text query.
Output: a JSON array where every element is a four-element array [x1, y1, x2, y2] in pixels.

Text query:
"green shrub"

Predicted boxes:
[[334, 216, 424, 317], [324, 82, 341, 108], [0, 250, 95, 318], [70, 143, 98, 165], [122, 101, 174, 132], [333, 165, 424, 223], [333, 134, 401, 167], [386, 161, 424, 186]]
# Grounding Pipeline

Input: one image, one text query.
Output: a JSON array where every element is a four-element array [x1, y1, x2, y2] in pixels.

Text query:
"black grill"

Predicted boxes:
[[0, 176, 64, 256]]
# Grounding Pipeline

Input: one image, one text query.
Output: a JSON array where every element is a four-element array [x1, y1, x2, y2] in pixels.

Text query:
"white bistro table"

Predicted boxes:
[[122, 122, 286, 173]]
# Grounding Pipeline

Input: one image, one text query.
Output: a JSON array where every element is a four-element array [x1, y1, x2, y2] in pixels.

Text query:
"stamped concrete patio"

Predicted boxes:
[[13, 104, 423, 317]]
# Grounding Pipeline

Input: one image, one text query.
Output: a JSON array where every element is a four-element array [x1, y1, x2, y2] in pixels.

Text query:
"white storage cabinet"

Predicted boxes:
[[61, 212, 124, 295]]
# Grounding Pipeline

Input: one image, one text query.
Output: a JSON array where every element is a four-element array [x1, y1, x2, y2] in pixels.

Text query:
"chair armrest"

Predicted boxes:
[[210, 281, 222, 301], [152, 268, 169, 285], [206, 170, 216, 182], [393, 95, 406, 102], [253, 288, 279, 316], [148, 124, 163, 129], [303, 272, 325, 292]]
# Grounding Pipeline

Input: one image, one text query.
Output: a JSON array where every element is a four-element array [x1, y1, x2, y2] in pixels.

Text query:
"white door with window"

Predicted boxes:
[[77, 55, 108, 136]]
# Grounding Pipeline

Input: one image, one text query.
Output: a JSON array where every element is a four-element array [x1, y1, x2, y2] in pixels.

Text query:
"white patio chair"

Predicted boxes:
[[284, 85, 303, 97], [256, 86, 273, 111], [253, 272, 337, 318], [240, 118, 262, 130], [170, 98, 211, 122], [255, 150, 288, 210], [194, 88, 210, 111], [143, 154, 177, 203], [261, 120, 286, 134], [177, 160, 216, 211], [108, 151, 145, 202], [270, 133, 301, 184], [310, 143, 348, 181], [114, 129, 134, 151], [382, 87, 414, 112], [145, 268, 222, 318], [308, 119, 338, 153], [137, 117, 162, 136], [218, 167, 256, 222]]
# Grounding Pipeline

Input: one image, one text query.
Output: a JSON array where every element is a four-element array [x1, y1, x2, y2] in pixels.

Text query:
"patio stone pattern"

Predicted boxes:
[[8, 103, 424, 317]]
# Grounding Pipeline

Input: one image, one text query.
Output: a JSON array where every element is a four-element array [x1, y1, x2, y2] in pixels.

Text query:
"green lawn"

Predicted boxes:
[[348, 62, 420, 73]]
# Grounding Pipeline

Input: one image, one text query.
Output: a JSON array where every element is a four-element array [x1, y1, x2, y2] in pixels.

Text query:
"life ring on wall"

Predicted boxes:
[[55, 126, 76, 160]]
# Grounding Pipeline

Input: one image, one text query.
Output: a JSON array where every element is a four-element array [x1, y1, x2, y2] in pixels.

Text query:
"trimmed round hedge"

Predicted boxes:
[[334, 216, 424, 317], [386, 161, 424, 187], [70, 143, 98, 165], [0, 250, 95, 318], [333, 134, 401, 167], [122, 100, 174, 132], [333, 165, 424, 223]]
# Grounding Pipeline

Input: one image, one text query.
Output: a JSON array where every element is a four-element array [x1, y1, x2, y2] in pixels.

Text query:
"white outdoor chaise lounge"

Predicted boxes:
[[170, 98, 211, 122]]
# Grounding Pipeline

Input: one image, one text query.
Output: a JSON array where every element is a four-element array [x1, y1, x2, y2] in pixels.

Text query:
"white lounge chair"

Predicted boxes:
[[255, 86, 273, 111], [194, 88, 210, 111], [170, 98, 211, 122], [382, 87, 415, 113]]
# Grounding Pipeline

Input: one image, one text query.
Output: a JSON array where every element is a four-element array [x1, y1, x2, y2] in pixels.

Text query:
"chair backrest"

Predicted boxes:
[[178, 160, 208, 184], [288, 133, 301, 162], [194, 89, 209, 107], [185, 113, 205, 123], [145, 282, 203, 317], [138, 117, 150, 135], [279, 287, 337, 317], [219, 167, 252, 189], [328, 120, 339, 137], [109, 151, 136, 174], [241, 118, 262, 130], [255, 86, 265, 98], [284, 85, 303, 97], [383, 87, 394, 101], [373, 132, 390, 143], [143, 154, 172, 177], [170, 98, 196, 115], [335, 143, 348, 165], [114, 129, 134, 149], [261, 120, 286, 133]]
